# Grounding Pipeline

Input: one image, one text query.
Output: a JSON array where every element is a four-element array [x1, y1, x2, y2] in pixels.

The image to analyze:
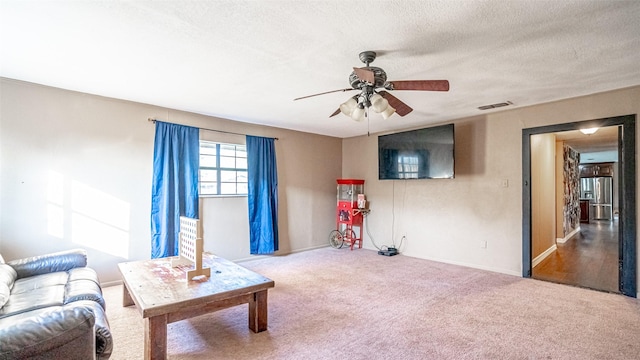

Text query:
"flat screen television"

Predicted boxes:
[[378, 123, 455, 180]]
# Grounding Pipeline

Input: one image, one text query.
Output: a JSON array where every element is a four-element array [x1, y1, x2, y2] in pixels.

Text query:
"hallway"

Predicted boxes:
[[533, 219, 619, 293]]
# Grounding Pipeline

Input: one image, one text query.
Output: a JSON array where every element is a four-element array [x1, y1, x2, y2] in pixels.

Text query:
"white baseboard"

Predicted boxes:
[[101, 279, 123, 288], [390, 250, 522, 277], [235, 244, 329, 263], [557, 226, 580, 244], [532, 244, 557, 268]]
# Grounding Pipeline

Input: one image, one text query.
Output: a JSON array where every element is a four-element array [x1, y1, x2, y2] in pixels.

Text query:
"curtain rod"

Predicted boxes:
[[147, 118, 278, 140]]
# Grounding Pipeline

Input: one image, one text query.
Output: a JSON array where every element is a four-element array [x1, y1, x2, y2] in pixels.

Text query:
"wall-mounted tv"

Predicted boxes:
[[378, 123, 455, 180]]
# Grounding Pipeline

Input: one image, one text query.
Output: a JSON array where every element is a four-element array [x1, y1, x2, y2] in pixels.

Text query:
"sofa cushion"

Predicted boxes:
[[0, 285, 66, 319], [0, 304, 95, 360], [0, 264, 17, 289], [68, 267, 100, 286], [7, 249, 87, 279], [9, 272, 68, 294], [65, 279, 106, 310], [0, 283, 9, 308], [0, 265, 17, 308]]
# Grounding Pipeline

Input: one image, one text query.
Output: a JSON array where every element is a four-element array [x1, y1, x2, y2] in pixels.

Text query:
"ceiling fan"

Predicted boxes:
[[294, 51, 449, 121]]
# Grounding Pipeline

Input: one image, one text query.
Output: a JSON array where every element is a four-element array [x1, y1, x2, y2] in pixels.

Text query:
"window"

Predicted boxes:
[[199, 141, 247, 196]]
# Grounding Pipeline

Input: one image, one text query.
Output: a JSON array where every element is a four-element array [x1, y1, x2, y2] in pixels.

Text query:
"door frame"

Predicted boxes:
[[522, 114, 636, 297]]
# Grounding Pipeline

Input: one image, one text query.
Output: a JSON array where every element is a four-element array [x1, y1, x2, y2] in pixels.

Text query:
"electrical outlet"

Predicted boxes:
[[501, 179, 509, 188], [480, 240, 487, 248]]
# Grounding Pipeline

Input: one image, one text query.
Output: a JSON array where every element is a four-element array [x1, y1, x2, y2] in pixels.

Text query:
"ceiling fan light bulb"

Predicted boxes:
[[381, 106, 396, 120], [351, 107, 365, 122], [370, 94, 389, 113], [339, 97, 357, 116]]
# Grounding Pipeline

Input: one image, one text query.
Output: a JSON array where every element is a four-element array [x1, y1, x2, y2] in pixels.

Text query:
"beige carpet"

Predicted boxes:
[[104, 247, 640, 359]]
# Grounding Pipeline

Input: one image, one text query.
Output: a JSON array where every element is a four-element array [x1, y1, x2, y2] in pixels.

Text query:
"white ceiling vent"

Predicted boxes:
[[478, 101, 513, 111]]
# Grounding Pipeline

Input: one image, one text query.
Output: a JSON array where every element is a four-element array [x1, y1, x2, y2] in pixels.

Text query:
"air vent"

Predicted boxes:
[[478, 101, 513, 110]]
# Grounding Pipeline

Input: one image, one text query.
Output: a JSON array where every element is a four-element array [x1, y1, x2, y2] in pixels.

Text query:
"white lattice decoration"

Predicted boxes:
[[171, 216, 211, 280], [179, 217, 198, 262]]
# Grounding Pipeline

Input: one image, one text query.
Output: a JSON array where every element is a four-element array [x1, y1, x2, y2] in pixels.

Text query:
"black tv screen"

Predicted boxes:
[[378, 124, 455, 180]]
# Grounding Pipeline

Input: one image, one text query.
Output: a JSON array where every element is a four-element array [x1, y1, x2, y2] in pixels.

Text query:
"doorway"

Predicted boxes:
[[522, 115, 636, 297], [534, 220, 619, 292]]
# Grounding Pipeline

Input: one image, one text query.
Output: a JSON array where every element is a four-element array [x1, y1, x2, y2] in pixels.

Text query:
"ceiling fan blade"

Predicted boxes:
[[329, 108, 341, 117], [294, 88, 354, 101], [379, 91, 413, 116], [387, 80, 449, 91], [353, 67, 375, 84]]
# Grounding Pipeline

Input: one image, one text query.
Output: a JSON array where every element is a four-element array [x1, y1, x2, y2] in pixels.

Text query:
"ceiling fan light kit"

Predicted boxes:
[[381, 106, 396, 120], [351, 106, 366, 122], [370, 93, 389, 113], [341, 90, 394, 122], [295, 51, 450, 122], [339, 96, 358, 116]]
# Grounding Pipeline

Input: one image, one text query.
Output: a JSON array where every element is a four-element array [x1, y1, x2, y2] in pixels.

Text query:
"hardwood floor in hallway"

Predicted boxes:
[[533, 219, 619, 293]]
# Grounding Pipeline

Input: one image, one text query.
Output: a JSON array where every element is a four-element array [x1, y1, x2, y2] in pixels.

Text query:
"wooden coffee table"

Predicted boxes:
[[118, 253, 275, 360]]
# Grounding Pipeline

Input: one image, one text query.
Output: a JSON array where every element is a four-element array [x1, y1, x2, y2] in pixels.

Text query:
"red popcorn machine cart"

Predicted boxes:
[[330, 179, 369, 250]]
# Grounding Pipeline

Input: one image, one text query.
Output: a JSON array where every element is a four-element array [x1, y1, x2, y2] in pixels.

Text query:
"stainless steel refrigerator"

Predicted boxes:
[[580, 177, 613, 220]]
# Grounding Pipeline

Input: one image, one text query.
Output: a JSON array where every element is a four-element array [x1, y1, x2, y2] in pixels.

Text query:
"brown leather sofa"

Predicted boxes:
[[0, 249, 112, 359]]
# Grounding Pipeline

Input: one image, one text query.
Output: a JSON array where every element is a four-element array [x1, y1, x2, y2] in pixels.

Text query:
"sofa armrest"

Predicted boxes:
[[7, 249, 87, 279], [0, 304, 96, 360], [75, 300, 113, 360]]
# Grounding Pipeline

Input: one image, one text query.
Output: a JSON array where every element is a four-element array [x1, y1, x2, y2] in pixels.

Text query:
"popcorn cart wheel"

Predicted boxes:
[[329, 230, 343, 249], [329, 228, 357, 249]]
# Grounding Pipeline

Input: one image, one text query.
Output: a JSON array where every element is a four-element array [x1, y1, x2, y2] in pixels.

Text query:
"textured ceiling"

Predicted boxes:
[[1, 1, 639, 138], [555, 126, 619, 162]]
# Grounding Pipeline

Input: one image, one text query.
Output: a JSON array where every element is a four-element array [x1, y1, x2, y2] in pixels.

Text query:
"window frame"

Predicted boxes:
[[199, 140, 248, 197]]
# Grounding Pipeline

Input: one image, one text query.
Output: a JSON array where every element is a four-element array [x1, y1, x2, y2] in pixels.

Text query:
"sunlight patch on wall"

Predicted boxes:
[[72, 181, 130, 231], [71, 180, 130, 258], [72, 213, 129, 258], [47, 169, 131, 258], [47, 171, 64, 238], [47, 204, 65, 239]]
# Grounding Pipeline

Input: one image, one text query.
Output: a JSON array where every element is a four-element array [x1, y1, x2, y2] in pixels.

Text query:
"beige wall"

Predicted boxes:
[[531, 133, 557, 260], [343, 86, 640, 287], [1, 77, 638, 293], [0, 78, 342, 283], [343, 115, 523, 275]]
